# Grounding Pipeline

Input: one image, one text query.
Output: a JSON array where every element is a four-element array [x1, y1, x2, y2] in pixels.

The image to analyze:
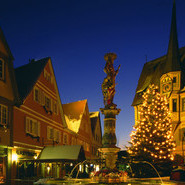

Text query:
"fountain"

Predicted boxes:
[[96, 53, 124, 182], [33, 54, 178, 185]]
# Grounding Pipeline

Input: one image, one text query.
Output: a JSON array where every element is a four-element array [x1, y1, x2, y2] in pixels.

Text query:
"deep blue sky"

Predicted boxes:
[[1, 0, 185, 149]]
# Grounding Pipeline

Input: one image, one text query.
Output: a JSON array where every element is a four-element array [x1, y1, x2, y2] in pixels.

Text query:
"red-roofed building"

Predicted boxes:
[[12, 58, 67, 178], [63, 100, 94, 159]]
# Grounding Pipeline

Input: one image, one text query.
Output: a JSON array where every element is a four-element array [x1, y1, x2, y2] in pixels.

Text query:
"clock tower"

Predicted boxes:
[[160, 0, 181, 98]]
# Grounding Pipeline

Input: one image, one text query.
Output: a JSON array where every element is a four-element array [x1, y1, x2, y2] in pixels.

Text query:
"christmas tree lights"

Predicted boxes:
[[128, 84, 175, 162]]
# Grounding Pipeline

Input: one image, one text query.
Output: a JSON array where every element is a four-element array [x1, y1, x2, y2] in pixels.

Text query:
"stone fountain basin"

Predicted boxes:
[[34, 176, 181, 185]]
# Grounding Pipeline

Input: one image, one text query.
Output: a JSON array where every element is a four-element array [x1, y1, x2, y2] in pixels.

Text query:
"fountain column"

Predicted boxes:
[[99, 53, 121, 169]]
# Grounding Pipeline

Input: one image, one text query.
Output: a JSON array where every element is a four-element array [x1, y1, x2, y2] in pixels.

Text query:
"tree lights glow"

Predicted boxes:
[[128, 84, 175, 162]]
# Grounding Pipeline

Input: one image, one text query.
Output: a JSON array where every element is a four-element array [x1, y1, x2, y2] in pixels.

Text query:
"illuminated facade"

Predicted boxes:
[[0, 27, 102, 180], [132, 1, 185, 159]]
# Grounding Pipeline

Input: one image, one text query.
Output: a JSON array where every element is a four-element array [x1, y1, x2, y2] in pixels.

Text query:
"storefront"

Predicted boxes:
[[0, 147, 10, 183]]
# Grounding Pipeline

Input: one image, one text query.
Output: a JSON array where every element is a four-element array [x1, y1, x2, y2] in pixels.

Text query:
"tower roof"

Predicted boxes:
[[164, 0, 181, 73]]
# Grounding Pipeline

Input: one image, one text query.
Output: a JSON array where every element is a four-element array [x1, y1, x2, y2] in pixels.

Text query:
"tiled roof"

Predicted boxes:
[[15, 57, 49, 101]]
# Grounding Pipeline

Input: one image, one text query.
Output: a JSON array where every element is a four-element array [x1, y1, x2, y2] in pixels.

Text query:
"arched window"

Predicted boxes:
[[0, 59, 4, 80]]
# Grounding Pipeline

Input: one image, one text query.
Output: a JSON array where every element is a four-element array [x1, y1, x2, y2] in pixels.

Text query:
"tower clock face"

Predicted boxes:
[[161, 77, 172, 97], [162, 82, 172, 93]]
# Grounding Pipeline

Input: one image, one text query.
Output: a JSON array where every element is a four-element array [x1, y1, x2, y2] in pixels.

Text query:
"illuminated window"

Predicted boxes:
[[25, 117, 40, 137], [0, 59, 4, 80], [0, 104, 8, 125], [172, 99, 177, 112]]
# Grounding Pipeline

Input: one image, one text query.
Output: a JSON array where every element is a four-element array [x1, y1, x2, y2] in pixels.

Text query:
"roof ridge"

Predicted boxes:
[[63, 99, 87, 105], [15, 57, 50, 70]]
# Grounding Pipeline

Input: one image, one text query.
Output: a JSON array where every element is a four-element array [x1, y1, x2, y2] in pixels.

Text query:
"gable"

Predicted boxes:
[[63, 100, 87, 133]]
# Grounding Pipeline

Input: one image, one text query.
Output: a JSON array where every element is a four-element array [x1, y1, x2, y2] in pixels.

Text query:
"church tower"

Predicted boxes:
[[160, 0, 181, 97]]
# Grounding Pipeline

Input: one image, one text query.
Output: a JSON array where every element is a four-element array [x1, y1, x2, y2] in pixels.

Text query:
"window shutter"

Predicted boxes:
[[38, 122, 40, 137], [40, 91, 45, 105], [32, 120, 36, 136], [54, 129, 56, 141], [59, 131, 61, 143], [25, 117, 30, 133], [33, 88, 36, 101], [38, 89, 41, 103], [47, 126, 50, 140], [51, 99, 53, 112]]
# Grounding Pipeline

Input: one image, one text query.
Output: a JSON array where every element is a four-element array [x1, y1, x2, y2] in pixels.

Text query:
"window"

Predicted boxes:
[[45, 96, 51, 110], [44, 69, 53, 83], [182, 98, 185, 112], [47, 126, 54, 140], [0, 105, 8, 125], [26, 117, 40, 137], [34, 88, 40, 103], [0, 60, 4, 80], [54, 129, 61, 143], [179, 128, 185, 141], [172, 99, 177, 112], [173, 77, 177, 83], [53, 101, 58, 114], [63, 133, 68, 145], [71, 137, 76, 145]]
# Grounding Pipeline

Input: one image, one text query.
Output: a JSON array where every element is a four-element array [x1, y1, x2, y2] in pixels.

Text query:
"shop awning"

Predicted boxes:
[[38, 145, 85, 161]]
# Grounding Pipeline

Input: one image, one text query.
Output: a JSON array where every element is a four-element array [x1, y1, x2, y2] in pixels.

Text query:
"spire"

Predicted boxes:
[[164, 0, 181, 73]]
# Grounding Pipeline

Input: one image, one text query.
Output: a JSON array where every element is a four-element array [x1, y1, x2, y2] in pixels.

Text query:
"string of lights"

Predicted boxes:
[[128, 84, 175, 162]]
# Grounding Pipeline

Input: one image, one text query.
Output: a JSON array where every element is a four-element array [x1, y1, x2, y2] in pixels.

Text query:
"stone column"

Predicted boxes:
[[99, 107, 120, 169]]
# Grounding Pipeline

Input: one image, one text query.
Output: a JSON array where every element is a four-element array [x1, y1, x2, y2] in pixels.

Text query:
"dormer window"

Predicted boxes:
[[173, 77, 177, 83], [0, 59, 4, 80], [0, 104, 8, 126]]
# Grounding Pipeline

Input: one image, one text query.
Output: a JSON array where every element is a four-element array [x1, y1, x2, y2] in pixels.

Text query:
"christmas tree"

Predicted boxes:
[[128, 84, 175, 163]]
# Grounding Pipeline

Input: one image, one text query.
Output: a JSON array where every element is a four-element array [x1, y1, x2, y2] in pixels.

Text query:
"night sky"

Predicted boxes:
[[1, 0, 185, 149]]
